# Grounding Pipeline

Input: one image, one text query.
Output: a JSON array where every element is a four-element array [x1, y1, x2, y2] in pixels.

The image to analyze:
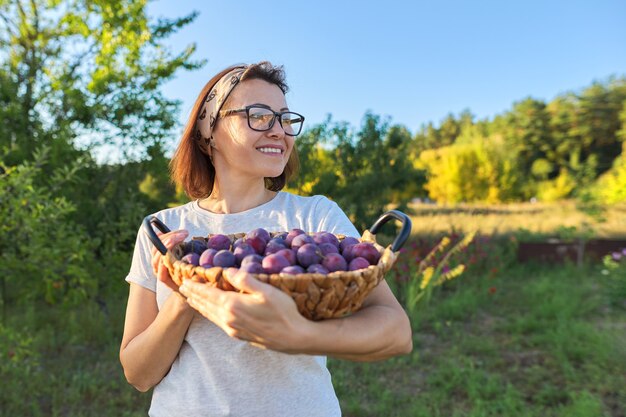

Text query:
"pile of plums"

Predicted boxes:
[[180, 228, 381, 275]]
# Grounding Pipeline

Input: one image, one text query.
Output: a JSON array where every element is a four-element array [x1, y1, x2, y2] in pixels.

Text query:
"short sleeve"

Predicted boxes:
[[125, 223, 158, 292], [315, 198, 360, 238]]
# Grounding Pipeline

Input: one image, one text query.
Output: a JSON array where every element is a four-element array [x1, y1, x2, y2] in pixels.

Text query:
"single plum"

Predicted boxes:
[[199, 248, 218, 267], [233, 243, 256, 265], [297, 243, 323, 268], [285, 229, 305, 247], [239, 262, 265, 274], [349, 257, 370, 271], [245, 236, 267, 255], [275, 248, 297, 265], [213, 250, 236, 268], [207, 234, 231, 251], [322, 253, 348, 272], [264, 238, 287, 255], [351, 242, 381, 265], [185, 240, 207, 255], [281, 265, 305, 275], [291, 234, 315, 251], [246, 228, 271, 244], [319, 242, 339, 256], [181, 252, 200, 266], [262, 253, 291, 274], [339, 236, 360, 253], [307, 264, 329, 274], [240, 254, 263, 266]]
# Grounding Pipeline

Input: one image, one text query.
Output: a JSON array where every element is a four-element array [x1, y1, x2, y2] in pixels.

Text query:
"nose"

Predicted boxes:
[[267, 115, 286, 138]]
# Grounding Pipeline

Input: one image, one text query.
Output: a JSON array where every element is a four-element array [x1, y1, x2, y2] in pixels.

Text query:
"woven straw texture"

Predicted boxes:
[[162, 230, 399, 320]]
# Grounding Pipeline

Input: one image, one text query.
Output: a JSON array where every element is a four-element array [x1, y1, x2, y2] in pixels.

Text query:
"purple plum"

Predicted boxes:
[[239, 262, 265, 274], [246, 228, 271, 244], [240, 254, 263, 266], [275, 248, 297, 265], [307, 264, 329, 274], [199, 248, 218, 267], [281, 265, 305, 275], [185, 240, 207, 255], [181, 252, 200, 266], [233, 243, 256, 265], [207, 234, 231, 251], [322, 253, 348, 272], [313, 232, 340, 248], [213, 250, 236, 268], [285, 229, 305, 247], [349, 257, 370, 271], [291, 234, 315, 251], [339, 236, 360, 253], [262, 253, 291, 274], [351, 242, 381, 265], [319, 242, 339, 256], [297, 243, 323, 268]]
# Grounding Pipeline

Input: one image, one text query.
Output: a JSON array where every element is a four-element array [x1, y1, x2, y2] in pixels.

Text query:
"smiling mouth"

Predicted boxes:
[[257, 147, 283, 155]]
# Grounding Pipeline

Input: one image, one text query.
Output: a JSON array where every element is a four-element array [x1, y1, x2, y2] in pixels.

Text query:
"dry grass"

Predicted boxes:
[[408, 200, 626, 238]]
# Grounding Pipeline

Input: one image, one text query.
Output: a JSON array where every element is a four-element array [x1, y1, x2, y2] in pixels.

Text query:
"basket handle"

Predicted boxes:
[[368, 210, 412, 252], [142, 215, 171, 255]]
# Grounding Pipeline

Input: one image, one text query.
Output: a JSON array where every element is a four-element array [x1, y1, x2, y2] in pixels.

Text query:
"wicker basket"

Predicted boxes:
[[143, 210, 411, 320]]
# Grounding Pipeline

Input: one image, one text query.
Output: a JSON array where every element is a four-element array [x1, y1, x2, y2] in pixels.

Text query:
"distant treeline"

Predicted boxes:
[[291, 77, 626, 228]]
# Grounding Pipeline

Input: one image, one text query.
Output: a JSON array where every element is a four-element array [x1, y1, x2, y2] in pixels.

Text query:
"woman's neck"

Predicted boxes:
[[199, 177, 276, 214]]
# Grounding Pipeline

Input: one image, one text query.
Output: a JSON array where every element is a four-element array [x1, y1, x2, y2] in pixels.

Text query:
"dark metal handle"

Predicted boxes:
[[142, 215, 171, 255], [369, 210, 412, 252]]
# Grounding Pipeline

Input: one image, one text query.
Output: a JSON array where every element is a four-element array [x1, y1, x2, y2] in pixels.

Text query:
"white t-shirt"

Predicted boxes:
[[126, 192, 359, 417]]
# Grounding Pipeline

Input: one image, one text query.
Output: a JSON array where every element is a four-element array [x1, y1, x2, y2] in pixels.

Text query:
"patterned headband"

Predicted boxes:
[[194, 66, 248, 155]]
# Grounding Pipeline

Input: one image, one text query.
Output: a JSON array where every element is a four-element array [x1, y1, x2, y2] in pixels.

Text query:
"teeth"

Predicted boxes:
[[257, 147, 282, 154]]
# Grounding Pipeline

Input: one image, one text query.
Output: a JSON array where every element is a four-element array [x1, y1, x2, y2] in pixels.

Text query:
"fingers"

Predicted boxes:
[[225, 269, 270, 295]]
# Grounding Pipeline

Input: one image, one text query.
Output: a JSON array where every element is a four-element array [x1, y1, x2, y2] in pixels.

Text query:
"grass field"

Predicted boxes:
[[2, 202, 625, 416], [407, 200, 626, 239]]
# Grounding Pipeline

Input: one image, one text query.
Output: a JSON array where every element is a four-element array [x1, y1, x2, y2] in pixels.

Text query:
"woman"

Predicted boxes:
[[120, 61, 412, 417]]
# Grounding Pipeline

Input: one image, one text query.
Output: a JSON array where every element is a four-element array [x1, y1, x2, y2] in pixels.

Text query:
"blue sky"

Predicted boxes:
[[147, 0, 626, 136]]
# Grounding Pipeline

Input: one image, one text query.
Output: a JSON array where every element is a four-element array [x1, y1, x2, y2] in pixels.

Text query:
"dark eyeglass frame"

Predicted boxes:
[[220, 105, 305, 136]]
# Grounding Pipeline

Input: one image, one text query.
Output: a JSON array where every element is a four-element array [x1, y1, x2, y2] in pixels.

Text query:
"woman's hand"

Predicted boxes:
[[150, 229, 189, 292], [179, 269, 312, 352]]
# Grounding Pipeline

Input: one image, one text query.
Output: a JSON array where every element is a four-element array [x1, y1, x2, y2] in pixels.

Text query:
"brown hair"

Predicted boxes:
[[170, 61, 300, 200]]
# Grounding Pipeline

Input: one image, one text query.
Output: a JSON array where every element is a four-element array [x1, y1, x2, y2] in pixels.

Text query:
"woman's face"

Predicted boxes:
[[211, 79, 295, 182]]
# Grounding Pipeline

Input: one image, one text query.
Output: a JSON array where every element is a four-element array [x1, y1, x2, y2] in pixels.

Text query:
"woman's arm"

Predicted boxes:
[[179, 271, 412, 361], [120, 230, 194, 392]]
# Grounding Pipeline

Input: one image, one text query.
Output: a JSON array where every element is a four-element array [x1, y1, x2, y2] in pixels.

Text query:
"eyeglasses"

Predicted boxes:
[[220, 105, 305, 136]]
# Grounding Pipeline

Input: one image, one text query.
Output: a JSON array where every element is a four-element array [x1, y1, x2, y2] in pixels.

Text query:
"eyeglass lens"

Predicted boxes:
[[247, 107, 303, 136]]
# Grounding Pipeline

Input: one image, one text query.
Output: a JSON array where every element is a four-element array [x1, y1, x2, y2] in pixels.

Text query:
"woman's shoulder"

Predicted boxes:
[[151, 201, 196, 222]]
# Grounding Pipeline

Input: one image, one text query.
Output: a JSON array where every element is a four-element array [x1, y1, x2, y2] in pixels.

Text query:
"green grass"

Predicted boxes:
[[1, 260, 624, 416], [330, 263, 626, 417]]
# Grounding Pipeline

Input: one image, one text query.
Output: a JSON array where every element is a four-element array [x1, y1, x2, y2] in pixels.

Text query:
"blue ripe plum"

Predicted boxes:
[[186, 240, 207, 255], [281, 265, 305, 275], [350, 242, 381, 265], [296, 243, 323, 268], [264, 238, 287, 255], [181, 252, 200, 266], [239, 262, 265, 274], [232, 237, 244, 249], [319, 242, 339, 256], [246, 228, 271, 244], [233, 243, 256, 265], [213, 250, 236, 268], [207, 234, 231, 251], [307, 264, 329, 274], [322, 253, 348, 272], [275, 248, 297, 265], [199, 248, 218, 267], [313, 232, 340, 248], [291, 234, 315, 251], [285, 229, 305, 247], [342, 244, 356, 262], [274, 232, 288, 241], [245, 236, 266, 255], [262, 253, 291, 274], [349, 257, 370, 271], [240, 254, 263, 266], [339, 236, 360, 253]]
